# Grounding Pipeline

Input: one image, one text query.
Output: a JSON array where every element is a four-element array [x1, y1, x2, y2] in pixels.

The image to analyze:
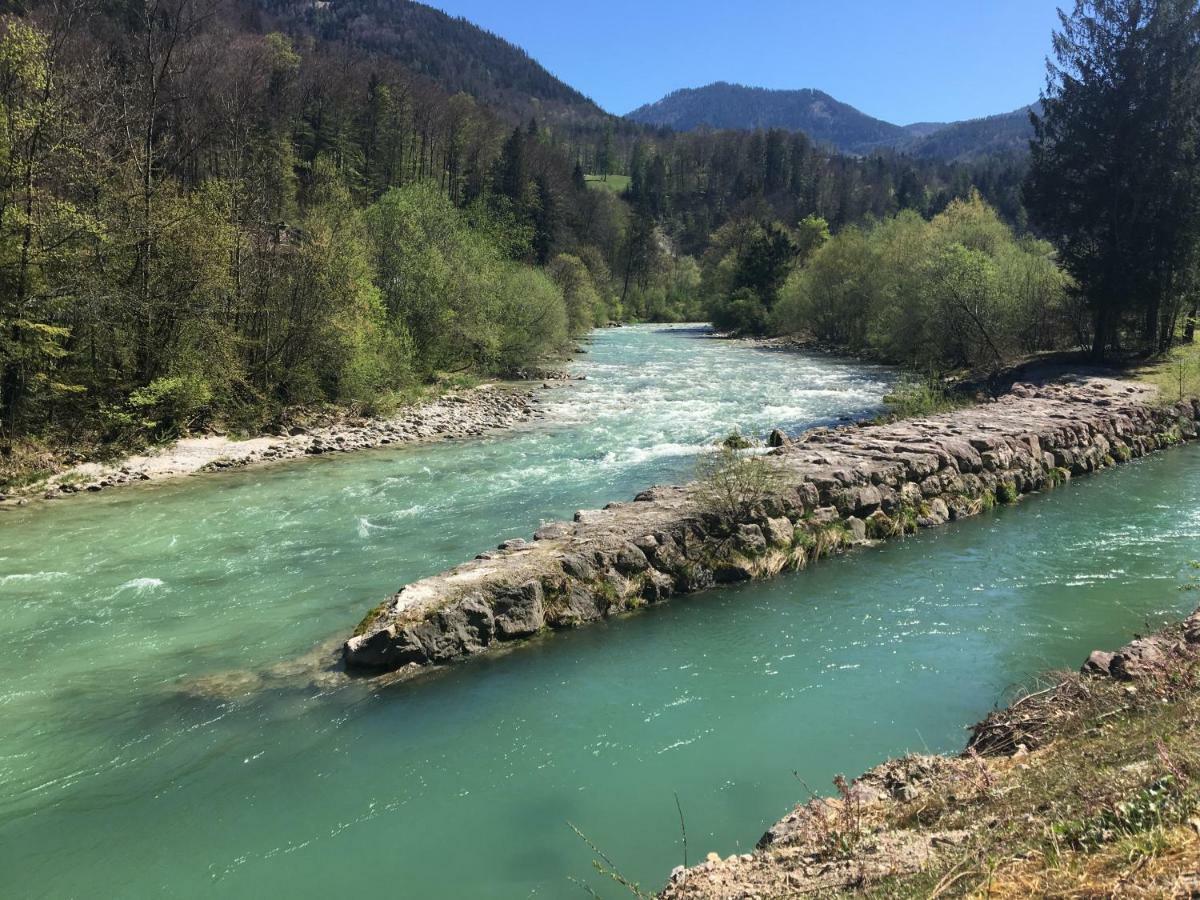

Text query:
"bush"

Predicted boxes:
[[721, 430, 753, 450], [996, 480, 1019, 504], [490, 265, 569, 373], [692, 444, 780, 526], [711, 287, 769, 335], [128, 375, 212, 437], [773, 194, 1072, 369]]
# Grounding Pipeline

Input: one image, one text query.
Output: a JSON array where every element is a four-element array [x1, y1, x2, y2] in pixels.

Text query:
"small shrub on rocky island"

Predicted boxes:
[[1045, 466, 1071, 488], [720, 430, 753, 451], [692, 444, 779, 528], [877, 375, 965, 422]]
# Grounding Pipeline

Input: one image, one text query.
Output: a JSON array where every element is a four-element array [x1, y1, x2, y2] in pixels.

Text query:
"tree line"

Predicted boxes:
[[6, 0, 1192, 475], [0, 0, 638, 464], [4, 0, 1027, 464], [692, 0, 1200, 370]]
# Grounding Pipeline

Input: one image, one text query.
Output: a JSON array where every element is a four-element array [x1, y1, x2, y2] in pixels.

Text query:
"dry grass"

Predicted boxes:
[[853, 642, 1200, 899]]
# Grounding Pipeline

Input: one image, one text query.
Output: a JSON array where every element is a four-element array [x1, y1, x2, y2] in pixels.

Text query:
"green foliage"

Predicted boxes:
[[711, 287, 769, 336], [692, 444, 780, 526], [625, 254, 703, 323], [547, 253, 603, 334], [128, 376, 212, 437], [489, 265, 570, 372], [720, 430, 753, 450], [1182, 561, 1200, 593], [865, 512, 900, 540], [995, 480, 1019, 504], [1046, 466, 1072, 488], [702, 217, 827, 335], [0, 13, 632, 472], [773, 194, 1071, 370], [1139, 340, 1200, 404], [1026, 0, 1200, 357]]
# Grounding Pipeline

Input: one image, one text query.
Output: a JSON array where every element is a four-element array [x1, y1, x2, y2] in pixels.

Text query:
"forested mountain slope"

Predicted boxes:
[[254, 0, 611, 126], [903, 105, 1037, 161]]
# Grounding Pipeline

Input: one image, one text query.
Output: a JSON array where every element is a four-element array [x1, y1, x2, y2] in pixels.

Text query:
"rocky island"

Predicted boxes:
[[344, 377, 1200, 675]]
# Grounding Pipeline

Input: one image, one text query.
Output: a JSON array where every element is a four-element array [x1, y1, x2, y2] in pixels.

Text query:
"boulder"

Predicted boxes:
[[712, 557, 755, 583], [534, 522, 573, 541], [1081, 650, 1115, 677], [553, 583, 609, 625], [430, 595, 495, 657], [343, 624, 427, 669], [762, 516, 795, 548], [560, 553, 596, 580], [614, 543, 651, 575], [916, 498, 949, 528], [734, 524, 767, 554], [491, 582, 545, 639], [1184, 610, 1200, 645], [640, 568, 675, 602], [1109, 636, 1170, 680], [809, 506, 840, 526], [845, 516, 868, 543]]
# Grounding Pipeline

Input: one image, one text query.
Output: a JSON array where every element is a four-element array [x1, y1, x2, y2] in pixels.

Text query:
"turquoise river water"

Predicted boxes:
[[2, 324, 1199, 897]]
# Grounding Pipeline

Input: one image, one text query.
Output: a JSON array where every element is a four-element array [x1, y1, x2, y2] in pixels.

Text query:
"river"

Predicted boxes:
[[2, 325, 1198, 897]]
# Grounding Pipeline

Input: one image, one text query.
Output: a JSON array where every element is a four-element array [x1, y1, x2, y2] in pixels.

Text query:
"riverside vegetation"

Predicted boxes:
[[8, 0, 1175, 492], [700, 1, 1200, 378], [0, 0, 1039, 491]]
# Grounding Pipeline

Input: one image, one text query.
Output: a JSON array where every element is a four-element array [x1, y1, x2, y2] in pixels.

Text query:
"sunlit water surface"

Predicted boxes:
[[2, 325, 1199, 897]]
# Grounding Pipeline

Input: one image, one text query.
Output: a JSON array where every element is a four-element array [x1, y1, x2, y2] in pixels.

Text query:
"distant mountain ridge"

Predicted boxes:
[[902, 104, 1040, 161], [627, 82, 1035, 160], [257, 4, 1034, 157], [626, 83, 906, 152]]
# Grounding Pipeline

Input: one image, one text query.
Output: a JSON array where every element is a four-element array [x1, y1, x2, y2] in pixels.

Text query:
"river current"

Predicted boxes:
[[2, 325, 1198, 897]]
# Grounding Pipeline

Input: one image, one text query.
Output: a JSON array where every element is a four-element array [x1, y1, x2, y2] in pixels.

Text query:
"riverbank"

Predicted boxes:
[[343, 375, 1197, 673], [0, 382, 548, 507], [658, 606, 1200, 898]]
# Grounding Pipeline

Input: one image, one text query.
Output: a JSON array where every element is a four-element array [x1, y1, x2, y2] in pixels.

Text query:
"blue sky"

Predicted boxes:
[[427, 0, 1064, 124]]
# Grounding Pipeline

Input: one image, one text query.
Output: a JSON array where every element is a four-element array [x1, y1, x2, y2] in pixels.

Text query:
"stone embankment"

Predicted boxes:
[[343, 377, 1200, 672], [657, 605, 1200, 898], [9, 385, 538, 505]]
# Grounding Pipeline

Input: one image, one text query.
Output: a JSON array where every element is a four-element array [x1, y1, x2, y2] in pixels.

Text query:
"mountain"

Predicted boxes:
[[902, 105, 1038, 161], [626, 82, 906, 154], [256, 0, 611, 126], [626, 82, 1036, 160], [901, 121, 950, 139]]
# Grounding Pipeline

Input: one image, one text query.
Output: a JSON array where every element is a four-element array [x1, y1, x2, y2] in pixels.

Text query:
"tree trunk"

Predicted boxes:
[[1091, 306, 1109, 361]]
